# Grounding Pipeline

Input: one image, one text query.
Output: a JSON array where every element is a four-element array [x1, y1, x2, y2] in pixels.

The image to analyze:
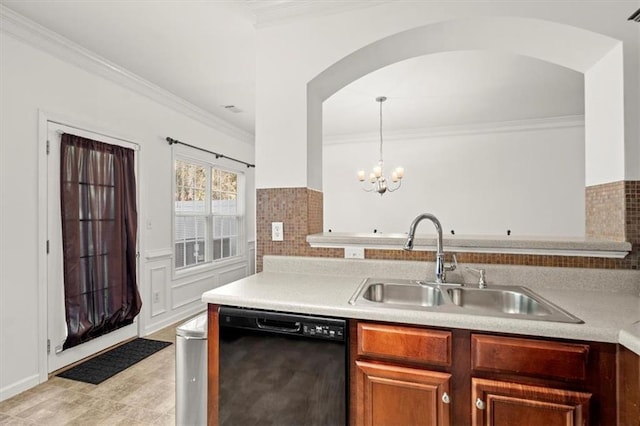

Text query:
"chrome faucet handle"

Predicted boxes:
[[466, 267, 487, 288], [444, 254, 458, 272], [440, 254, 457, 283]]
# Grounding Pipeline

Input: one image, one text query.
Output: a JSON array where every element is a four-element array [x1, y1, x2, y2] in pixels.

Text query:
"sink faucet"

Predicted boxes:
[[403, 213, 455, 284]]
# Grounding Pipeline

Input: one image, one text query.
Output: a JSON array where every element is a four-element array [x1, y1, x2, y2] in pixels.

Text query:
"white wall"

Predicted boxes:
[[0, 32, 255, 399], [585, 44, 626, 186], [255, 1, 639, 192], [324, 122, 585, 237]]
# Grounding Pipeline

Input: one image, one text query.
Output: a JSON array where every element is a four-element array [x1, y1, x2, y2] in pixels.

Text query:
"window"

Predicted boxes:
[[174, 157, 243, 271]]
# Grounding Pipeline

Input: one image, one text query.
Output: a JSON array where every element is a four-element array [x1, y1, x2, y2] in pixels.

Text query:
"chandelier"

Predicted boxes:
[[357, 96, 404, 195]]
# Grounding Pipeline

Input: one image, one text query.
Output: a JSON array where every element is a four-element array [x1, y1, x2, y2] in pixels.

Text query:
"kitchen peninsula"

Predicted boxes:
[[203, 256, 640, 425]]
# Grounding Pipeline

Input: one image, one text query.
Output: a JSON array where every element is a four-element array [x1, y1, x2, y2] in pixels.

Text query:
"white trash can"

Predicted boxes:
[[176, 313, 208, 426]]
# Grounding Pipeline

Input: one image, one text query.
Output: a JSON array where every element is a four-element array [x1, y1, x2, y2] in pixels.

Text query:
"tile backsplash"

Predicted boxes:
[[257, 182, 640, 272], [256, 188, 342, 272], [586, 181, 626, 241]]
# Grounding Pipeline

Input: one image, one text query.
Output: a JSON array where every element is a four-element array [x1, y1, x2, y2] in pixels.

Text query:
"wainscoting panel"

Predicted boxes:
[[149, 265, 168, 318], [220, 264, 249, 286], [171, 275, 218, 310], [142, 248, 250, 336]]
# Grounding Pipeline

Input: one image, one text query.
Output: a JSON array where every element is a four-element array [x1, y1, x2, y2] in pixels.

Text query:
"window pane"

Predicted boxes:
[[177, 161, 206, 213], [186, 163, 197, 187], [213, 216, 222, 238], [176, 160, 186, 187], [221, 171, 237, 193], [214, 192, 237, 215], [175, 215, 206, 268], [175, 242, 185, 269], [223, 216, 238, 236], [229, 236, 238, 257], [212, 168, 220, 191], [211, 191, 221, 213], [211, 217, 240, 260], [194, 190, 206, 212], [222, 237, 230, 258], [213, 236, 222, 260], [211, 168, 238, 214], [174, 216, 186, 269], [176, 187, 189, 211]]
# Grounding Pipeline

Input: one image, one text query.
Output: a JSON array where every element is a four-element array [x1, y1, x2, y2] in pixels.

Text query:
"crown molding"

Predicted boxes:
[[323, 115, 585, 145], [245, 0, 385, 28], [0, 5, 254, 145]]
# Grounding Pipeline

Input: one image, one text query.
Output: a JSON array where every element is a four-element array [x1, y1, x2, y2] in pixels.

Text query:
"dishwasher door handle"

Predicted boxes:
[[255, 318, 302, 333]]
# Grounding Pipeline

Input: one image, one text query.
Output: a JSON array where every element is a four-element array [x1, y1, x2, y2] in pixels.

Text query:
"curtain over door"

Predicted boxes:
[[60, 133, 141, 349]]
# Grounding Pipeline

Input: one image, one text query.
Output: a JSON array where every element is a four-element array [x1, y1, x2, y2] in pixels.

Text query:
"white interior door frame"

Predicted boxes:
[[37, 110, 145, 380]]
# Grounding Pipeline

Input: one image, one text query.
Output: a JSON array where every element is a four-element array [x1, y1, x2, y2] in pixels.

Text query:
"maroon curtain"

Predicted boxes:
[[60, 133, 141, 349]]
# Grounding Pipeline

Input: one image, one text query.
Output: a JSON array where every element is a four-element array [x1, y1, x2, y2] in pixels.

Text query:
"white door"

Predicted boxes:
[[47, 122, 139, 373]]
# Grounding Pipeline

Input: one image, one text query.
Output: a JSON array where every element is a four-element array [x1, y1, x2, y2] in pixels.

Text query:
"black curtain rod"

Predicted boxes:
[[166, 137, 255, 168]]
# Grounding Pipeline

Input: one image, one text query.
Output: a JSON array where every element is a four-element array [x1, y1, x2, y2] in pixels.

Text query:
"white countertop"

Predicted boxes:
[[202, 270, 640, 355], [619, 320, 640, 355]]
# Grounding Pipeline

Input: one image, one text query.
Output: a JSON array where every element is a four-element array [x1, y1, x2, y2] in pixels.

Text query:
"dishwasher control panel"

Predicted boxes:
[[302, 323, 345, 341]]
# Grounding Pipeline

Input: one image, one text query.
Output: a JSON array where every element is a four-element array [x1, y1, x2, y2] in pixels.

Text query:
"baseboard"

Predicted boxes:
[[0, 373, 41, 402], [142, 303, 207, 336]]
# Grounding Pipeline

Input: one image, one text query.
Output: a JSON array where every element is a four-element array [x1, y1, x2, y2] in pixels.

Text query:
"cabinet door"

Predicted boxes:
[[355, 360, 451, 426], [472, 378, 590, 426]]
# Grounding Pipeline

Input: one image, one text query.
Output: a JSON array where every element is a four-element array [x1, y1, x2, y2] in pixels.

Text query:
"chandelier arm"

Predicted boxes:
[[359, 181, 375, 192], [387, 180, 402, 192]]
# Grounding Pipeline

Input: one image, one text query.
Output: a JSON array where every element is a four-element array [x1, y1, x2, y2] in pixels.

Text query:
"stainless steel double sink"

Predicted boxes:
[[348, 278, 583, 324]]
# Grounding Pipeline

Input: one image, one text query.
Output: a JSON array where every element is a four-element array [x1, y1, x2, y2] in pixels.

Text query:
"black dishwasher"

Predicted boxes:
[[218, 306, 348, 426]]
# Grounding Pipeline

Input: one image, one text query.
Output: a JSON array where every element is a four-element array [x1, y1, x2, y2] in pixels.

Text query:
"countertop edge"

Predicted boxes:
[[306, 232, 632, 258], [619, 321, 640, 356]]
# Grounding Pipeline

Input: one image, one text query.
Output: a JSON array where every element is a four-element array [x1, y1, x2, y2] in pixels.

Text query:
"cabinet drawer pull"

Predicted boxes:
[[476, 398, 486, 410], [442, 392, 450, 404]]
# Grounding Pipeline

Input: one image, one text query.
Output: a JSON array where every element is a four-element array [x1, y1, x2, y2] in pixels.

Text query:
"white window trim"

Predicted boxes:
[[172, 146, 247, 279]]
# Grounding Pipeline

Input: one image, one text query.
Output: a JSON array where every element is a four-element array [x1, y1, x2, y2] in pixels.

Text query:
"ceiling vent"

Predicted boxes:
[[629, 8, 640, 22], [223, 105, 243, 113]]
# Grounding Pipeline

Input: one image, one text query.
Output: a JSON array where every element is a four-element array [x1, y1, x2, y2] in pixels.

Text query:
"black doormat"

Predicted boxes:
[[57, 338, 172, 384]]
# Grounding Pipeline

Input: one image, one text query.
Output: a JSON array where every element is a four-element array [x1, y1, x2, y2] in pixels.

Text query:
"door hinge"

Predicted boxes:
[[46, 240, 50, 254], [46, 140, 50, 155], [47, 339, 51, 355]]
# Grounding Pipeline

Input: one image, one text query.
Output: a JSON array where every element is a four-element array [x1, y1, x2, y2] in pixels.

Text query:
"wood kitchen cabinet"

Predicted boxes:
[[470, 334, 593, 426], [350, 321, 618, 426], [356, 360, 451, 426], [351, 322, 454, 426], [618, 345, 640, 426], [471, 378, 591, 426]]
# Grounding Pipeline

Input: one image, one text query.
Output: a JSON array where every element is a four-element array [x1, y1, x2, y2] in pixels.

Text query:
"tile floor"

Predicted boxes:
[[0, 317, 194, 425]]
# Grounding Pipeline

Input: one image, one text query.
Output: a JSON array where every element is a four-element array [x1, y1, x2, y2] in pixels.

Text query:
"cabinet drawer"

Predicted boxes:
[[358, 322, 451, 366], [471, 334, 589, 381]]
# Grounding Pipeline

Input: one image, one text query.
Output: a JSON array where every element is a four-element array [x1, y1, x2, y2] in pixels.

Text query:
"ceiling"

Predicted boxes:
[[1, 1, 584, 140]]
